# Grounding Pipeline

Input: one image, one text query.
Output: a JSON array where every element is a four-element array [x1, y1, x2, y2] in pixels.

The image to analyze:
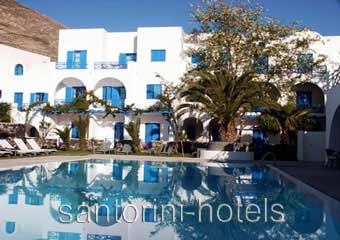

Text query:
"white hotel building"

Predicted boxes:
[[0, 26, 340, 152]]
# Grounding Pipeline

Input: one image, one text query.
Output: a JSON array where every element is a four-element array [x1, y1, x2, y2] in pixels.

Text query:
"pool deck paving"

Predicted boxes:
[[0, 154, 339, 202], [273, 161, 340, 202]]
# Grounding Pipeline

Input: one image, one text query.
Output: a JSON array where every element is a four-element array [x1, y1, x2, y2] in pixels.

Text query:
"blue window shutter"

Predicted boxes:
[[14, 93, 23, 110], [151, 50, 166, 62], [146, 85, 154, 99], [145, 124, 152, 146], [5, 222, 15, 234], [154, 85, 162, 98], [80, 50, 87, 69], [66, 51, 74, 69], [65, 87, 74, 103], [30, 93, 36, 104], [119, 53, 127, 65], [119, 87, 126, 99], [112, 87, 123, 108], [43, 93, 49, 103], [102, 87, 108, 100]]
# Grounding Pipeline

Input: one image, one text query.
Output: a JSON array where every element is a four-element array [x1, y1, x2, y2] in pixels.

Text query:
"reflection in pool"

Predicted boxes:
[[0, 160, 339, 240]]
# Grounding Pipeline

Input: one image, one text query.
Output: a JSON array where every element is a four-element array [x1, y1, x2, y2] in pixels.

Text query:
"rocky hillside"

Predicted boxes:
[[0, 0, 66, 60]]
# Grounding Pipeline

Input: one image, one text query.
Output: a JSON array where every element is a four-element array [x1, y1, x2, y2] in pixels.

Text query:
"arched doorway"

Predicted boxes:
[[182, 117, 203, 141], [94, 78, 126, 108], [295, 83, 325, 113], [27, 126, 39, 138], [330, 106, 340, 151], [55, 78, 87, 105]]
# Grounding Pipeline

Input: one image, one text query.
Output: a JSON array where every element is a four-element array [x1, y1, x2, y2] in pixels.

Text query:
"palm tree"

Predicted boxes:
[[54, 127, 71, 150], [178, 69, 269, 143], [124, 118, 141, 153], [258, 104, 314, 145]]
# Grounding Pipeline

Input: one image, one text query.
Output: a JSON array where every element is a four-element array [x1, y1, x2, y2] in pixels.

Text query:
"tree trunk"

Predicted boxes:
[[218, 118, 239, 144], [280, 129, 290, 145]]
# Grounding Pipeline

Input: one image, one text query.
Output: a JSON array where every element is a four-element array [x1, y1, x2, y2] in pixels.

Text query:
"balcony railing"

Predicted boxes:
[[55, 62, 88, 70], [94, 62, 127, 70]]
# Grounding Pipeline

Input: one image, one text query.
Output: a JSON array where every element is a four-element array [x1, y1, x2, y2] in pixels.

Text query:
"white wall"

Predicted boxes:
[[297, 131, 326, 162]]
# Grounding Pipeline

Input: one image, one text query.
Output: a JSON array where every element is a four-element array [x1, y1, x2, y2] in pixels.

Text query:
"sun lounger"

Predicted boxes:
[[13, 138, 46, 155], [26, 138, 57, 154], [0, 139, 34, 156], [0, 150, 13, 157], [115, 144, 132, 155], [159, 143, 174, 156], [96, 141, 115, 154]]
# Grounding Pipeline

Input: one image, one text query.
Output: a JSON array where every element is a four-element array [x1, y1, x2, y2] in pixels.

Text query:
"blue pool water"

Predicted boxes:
[[0, 160, 339, 240]]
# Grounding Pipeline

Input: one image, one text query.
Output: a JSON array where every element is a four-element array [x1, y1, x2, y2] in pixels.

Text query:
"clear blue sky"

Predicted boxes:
[[17, 0, 340, 36]]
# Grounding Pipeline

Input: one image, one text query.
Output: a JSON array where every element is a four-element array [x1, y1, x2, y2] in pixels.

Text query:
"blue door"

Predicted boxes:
[[14, 93, 23, 110], [71, 123, 80, 139], [114, 122, 124, 142], [145, 123, 160, 146]]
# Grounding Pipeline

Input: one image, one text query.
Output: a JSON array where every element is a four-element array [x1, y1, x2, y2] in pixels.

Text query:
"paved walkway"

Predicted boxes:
[[274, 162, 340, 202], [0, 154, 209, 169]]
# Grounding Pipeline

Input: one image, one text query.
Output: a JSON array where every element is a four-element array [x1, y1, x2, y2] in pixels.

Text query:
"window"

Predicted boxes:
[[102, 86, 126, 108], [30, 93, 48, 104], [66, 50, 87, 69], [151, 50, 166, 62], [65, 86, 86, 103], [14, 64, 24, 76], [297, 53, 313, 73], [254, 55, 269, 74], [0, 90, 2, 98], [146, 84, 162, 99], [297, 91, 312, 109], [5, 222, 15, 234]]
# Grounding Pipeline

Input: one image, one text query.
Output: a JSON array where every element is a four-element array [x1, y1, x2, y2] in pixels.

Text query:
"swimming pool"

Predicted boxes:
[[0, 159, 339, 240]]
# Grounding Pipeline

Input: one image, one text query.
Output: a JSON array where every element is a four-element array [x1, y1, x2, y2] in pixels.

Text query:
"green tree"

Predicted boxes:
[[73, 115, 89, 151], [124, 117, 141, 153], [257, 104, 314, 144], [0, 103, 11, 122], [181, 0, 325, 142], [54, 127, 71, 150]]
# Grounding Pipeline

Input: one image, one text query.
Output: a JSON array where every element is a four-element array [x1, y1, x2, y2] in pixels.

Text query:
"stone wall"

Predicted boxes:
[[0, 123, 25, 138]]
